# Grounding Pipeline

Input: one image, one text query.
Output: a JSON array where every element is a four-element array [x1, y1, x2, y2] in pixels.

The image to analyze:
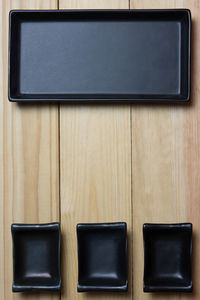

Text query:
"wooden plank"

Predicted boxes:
[[0, 1, 60, 300], [59, 0, 129, 9], [60, 106, 132, 300], [59, 1, 132, 300], [131, 0, 200, 299]]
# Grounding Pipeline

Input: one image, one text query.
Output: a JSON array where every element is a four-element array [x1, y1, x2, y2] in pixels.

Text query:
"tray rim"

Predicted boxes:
[[8, 9, 191, 103]]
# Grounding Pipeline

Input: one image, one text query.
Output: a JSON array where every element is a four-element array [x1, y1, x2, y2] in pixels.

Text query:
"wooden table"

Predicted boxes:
[[1, 0, 199, 299]]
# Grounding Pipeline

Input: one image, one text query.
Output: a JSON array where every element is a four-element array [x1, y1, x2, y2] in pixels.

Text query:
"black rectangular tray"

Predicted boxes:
[[9, 10, 191, 102]]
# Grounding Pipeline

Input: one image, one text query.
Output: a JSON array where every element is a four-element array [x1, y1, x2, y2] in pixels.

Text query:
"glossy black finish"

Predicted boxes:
[[9, 9, 190, 103], [143, 223, 192, 293], [77, 222, 128, 292], [11, 223, 61, 292]]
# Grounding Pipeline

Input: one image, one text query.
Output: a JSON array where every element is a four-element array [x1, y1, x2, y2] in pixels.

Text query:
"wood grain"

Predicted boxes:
[[59, 0, 129, 9], [60, 106, 132, 300], [131, 1, 200, 300], [0, 1, 60, 300], [59, 1, 132, 300]]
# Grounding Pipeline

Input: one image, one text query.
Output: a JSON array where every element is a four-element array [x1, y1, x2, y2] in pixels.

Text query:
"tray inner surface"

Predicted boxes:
[[10, 11, 190, 101]]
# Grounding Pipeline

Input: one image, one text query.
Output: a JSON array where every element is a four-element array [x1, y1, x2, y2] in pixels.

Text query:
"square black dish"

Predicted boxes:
[[11, 222, 61, 292], [9, 9, 190, 102], [143, 223, 192, 293], [77, 222, 128, 292]]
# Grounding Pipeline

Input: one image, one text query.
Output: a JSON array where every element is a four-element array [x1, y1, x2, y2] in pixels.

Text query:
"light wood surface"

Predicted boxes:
[[0, 1, 60, 300], [59, 0, 130, 9], [1, 0, 200, 299], [60, 106, 132, 300], [131, 1, 200, 300]]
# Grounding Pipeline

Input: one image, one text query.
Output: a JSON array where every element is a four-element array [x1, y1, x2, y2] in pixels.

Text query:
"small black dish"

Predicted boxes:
[[11, 222, 61, 292], [77, 222, 128, 292], [143, 223, 192, 293]]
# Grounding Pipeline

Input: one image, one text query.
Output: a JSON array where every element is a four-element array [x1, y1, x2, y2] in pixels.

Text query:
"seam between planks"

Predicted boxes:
[[129, 0, 132, 297], [58, 4, 61, 300], [58, 103, 61, 300], [130, 105, 133, 300]]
